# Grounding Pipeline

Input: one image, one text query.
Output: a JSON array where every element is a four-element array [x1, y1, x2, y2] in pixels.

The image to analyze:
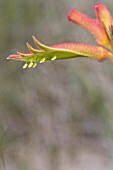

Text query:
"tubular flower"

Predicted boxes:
[[7, 3, 113, 68]]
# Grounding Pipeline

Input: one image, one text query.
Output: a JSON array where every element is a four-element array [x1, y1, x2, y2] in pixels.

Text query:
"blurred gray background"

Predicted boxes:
[[0, 0, 113, 169]]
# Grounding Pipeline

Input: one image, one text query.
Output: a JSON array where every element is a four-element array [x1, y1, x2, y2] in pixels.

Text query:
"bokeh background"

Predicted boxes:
[[0, 0, 113, 169]]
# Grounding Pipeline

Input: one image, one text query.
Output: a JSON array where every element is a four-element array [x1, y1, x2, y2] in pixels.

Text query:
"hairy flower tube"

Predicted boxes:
[[7, 3, 113, 68]]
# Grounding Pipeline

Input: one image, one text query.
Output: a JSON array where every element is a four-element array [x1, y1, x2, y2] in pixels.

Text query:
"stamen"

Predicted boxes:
[[23, 63, 28, 69], [32, 63, 37, 68], [28, 62, 34, 68], [40, 58, 45, 63], [51, 56, 57, 61]]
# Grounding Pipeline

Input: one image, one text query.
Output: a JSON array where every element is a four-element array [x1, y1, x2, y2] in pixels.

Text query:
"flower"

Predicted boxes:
[[7, 3, 113, 68]]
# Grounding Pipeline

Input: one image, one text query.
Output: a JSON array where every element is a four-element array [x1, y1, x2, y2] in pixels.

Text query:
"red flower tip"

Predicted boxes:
[[68, 10, 76, 22], [94, 3, 101, 9], [94, 3, 107, 10], [7, 54, 21, 59]]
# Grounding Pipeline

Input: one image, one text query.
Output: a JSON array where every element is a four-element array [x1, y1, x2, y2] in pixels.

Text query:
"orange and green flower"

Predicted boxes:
[[7, 4, 113, 68]]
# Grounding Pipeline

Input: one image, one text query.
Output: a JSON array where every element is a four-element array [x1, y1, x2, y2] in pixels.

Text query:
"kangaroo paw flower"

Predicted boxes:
[[7, 3, 113, 68]]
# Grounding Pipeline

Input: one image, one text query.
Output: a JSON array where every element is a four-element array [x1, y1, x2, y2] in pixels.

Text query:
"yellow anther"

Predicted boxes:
[[32, 63, 37, 68], [40, 58, 45, 63], [51, 56, 57, 61], [28, 62, 34, 68], [23, 63, 28, 69]]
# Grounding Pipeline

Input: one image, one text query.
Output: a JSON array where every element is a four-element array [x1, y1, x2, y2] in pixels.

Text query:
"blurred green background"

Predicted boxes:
[[0, 0, 113, 169]]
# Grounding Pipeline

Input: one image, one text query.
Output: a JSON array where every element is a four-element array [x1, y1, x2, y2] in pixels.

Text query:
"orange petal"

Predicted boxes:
[[68, 9, 108, 46], [52, 43, 109, 61], [68, 10, 98, 35], [94, 4, 112, 31]]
